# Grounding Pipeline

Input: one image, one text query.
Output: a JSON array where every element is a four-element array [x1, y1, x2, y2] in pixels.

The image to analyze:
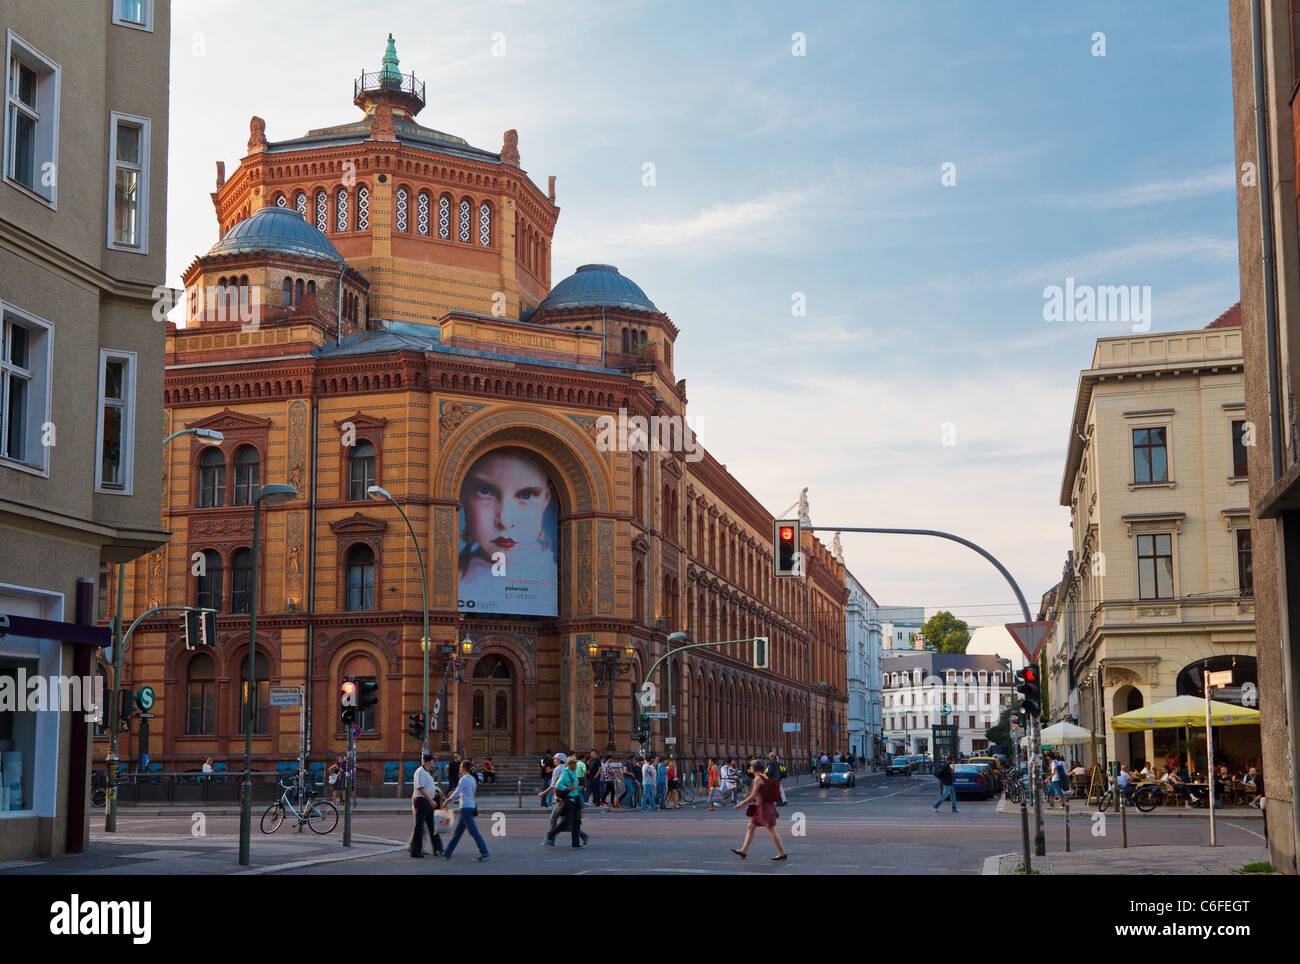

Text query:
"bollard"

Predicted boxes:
[[517, 778, 522, 810], [1020, 790, 1032, 874], [1064, 795, 1071, 852]]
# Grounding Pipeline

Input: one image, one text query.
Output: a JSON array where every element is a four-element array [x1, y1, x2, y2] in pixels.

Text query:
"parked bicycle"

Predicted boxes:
[[1097, 782, 1160, 813], [260, 778, 339, 834]]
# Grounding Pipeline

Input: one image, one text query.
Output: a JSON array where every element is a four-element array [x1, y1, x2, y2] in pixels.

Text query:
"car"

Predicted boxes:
[[818, 762, 856, 789], [967, 757, 1004, 791], [951, 764, 994, 799], [885, 757, 912, 777]]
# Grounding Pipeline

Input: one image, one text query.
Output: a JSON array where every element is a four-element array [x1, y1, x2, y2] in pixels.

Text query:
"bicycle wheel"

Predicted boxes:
[[1135, 787, 1159, 813], [260, 803, 285, 834], [91, 787, 106, 808], [1097, 790, 1112, 812], [678, 782, 696, 803], [305, 800, 338, 834]]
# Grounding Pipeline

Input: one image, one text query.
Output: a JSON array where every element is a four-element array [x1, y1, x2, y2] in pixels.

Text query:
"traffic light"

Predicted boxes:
[[340, 678, 358, 726], [181, 609, 217, 649], [637, 714, 650, 744], [753, 636, 769, 669], [1015, 666, 1041, 717], [773, 518, 800, 577], [407, 712, 426, 740], [358, 679, 379, 716], [119, 689, 136, 731]]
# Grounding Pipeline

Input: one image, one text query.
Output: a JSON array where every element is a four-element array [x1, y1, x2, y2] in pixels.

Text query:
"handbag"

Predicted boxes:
[[744, 802, 758, 817], [433, 808, 454, 833]]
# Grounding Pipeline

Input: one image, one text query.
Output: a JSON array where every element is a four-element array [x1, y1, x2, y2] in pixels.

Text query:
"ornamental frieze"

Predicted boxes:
[[189, 516, 255, 539], [439, 400, 484, 441]]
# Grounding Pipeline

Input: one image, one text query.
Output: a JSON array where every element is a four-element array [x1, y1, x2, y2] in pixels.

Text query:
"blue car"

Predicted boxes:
[[952, 764, 993, 800], [818, 763, 856, 788]]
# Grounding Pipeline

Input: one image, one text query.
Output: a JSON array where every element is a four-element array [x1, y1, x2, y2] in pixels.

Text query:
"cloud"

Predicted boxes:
[[1056, 167, 1234, 209]]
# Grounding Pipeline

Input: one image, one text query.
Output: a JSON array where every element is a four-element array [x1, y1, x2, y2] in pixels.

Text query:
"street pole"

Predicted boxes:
[[1204, 670, 1217, 846], [368, 487, 430, 754], [238, 495, 262, 867], [1032, 714, 1045, 857]]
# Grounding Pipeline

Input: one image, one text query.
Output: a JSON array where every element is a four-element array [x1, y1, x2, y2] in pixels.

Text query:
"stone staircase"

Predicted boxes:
[[473, 755, 547, 795]]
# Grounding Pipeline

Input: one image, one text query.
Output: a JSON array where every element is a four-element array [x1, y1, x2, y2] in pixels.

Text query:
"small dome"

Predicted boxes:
[[537, 264, 658, 314], [207, 206, 343, 263]]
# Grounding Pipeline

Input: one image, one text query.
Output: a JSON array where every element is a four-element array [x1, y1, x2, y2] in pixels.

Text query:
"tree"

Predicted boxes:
[[920, 610, 971, 654], [985, 705, 1013, 750]]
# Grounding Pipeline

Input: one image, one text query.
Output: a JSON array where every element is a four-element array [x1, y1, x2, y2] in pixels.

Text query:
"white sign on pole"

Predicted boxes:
[[1206, 670, 1234, 688], [1005, 621, 1054, 662], [665, 737, 677, 745], [645, 711, 668, 720], [269, 686, 301, 707], [782, 722, 801, 733]]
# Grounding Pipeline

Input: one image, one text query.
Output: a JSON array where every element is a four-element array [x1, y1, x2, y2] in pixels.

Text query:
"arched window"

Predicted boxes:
[[335, 188, 349, 233], [634, 560, 646, 622], [437, 194, 451, 239], [239, 651, 269, 735], [186, 653, 216, 735], [356, 184, 369, 230], [282, 277, 292, 306], [418, 191, 431, 236], [294, 191, 307, 218], [348, 440, 376, 501], [295, 278, 304, 304], [621, 328, 629, 353], [307, 280, 315, 296], [346, 544, 375, 611], [633, 465, 644, 523], [232, 445, 260, 506], [198, 448, 225, 508], [230, 547, 253, 614], [342, 654, 379, 732], [478, 201, 491, 246], [395, 187, 408, 232], [274, 193, 286, 207], [315, 189, 328, 233], [458, 197, 472, 242], [196, 550, 223, 611]]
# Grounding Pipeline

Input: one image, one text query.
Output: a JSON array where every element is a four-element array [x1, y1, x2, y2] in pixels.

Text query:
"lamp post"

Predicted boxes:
[[238, 482, 297, 867], [105, 427, 223, 833], [367, 485, 430, 753], [587, 644, 637, 750]]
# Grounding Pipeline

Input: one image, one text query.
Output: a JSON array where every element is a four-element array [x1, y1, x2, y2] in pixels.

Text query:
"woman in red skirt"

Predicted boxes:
[[731, 759, 788, 860]]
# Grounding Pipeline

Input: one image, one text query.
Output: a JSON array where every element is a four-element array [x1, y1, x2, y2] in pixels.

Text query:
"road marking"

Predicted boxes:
[[235, 844, 407, 875], [1221, 821, 1266, 841]]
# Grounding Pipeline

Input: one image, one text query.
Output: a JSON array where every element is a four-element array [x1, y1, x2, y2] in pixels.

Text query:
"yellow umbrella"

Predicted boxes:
[[1110, 694, 1259, 732]]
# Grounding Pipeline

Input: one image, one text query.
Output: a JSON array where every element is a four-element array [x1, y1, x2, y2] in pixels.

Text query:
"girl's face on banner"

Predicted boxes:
[[463, 450, 551, 559]]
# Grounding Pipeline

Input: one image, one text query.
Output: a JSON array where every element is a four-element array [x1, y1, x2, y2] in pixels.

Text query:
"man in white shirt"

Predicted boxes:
[[409, 753, 443, 858], [640, 757, 659, 811], [442, 759, 489, 861]]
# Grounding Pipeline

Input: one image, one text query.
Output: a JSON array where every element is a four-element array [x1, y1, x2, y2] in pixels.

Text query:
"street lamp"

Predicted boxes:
[[105, 427, 224, 834], [238, 482, 297, 867], [366, 485, 430, 753], [588, 643, 635, 751]]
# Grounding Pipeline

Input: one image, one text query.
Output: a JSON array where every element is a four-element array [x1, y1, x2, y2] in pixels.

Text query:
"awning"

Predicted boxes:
[[1110, 694, 1260, 732]]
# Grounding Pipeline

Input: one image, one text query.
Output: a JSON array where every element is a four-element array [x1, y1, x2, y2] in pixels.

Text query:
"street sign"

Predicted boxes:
[[665, 737, 677, 745], [1211, 686, 1242, 701], [269, 687, 301, 707], [136, 686, 155, 712], [1005, 621, 1054, 662], [782, 722, 801, 732], [1206, 670, 1234, 688], [941, 702, 952, 716], [645, 711, 668, 720]]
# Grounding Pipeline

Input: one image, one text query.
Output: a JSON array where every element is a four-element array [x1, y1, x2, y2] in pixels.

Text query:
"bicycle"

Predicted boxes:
[[1097, 783, 1160, 813], [260, 779, 339, 834], [676, 778, 697, 804]]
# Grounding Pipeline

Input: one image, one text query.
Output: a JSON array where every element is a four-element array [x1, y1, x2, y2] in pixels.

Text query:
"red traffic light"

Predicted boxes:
[[779, 526, 794, 542], [341, 680, 357, 696], [1023, 667, 1037, 683]]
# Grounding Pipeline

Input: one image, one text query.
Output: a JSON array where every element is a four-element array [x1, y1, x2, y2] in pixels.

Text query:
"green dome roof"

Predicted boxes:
[[207, 207, 343, 263]]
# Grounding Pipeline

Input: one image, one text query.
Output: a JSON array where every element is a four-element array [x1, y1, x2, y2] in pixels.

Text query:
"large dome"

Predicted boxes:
[[537, 264, 658, 314], [206, 206, 343, 262]]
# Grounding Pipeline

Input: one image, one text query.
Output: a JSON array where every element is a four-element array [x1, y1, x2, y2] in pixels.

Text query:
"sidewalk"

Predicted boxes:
[[995, 797, 1263, 819], [983, 844, 1272, 875]]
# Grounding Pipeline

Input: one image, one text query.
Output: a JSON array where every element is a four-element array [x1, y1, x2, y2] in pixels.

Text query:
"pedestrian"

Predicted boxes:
[[442, 760, 489, 861], [640, 756, 658, 811], [201, 756, 214, 781], [1045, 752, 1067, 808], [932, 757, 959, 813], [765, 751, 787, 805], [601, 756, 620, 807], [545, 755, 588, 848], [731, 759, 787, 861], [706, 757, 722, 811], [588, 750, 602, 803], [409, 753, 444, 858], [483, 757, 496, 784], [538, 752, 568, 836], [655, 756, 668, 808], [622, 755, 640, 808], [665, 760, 681, 809], [720, 758, 738, 805]]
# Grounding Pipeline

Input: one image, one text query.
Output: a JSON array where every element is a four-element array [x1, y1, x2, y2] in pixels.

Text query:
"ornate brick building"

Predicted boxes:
[[97, 38, 847, 784]]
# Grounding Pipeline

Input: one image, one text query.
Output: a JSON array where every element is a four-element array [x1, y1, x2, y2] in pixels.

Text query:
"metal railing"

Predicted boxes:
[[354, 69, 425, 103]]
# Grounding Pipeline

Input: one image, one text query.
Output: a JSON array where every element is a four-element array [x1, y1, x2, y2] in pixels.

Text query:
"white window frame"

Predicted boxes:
[[106, 111, 150, 253], [3, 31, 60, 209], [111, 0, 155, 32], [94, 348, 136, 494], [0, 581, 64, 820], [0, 300, 53, 477]]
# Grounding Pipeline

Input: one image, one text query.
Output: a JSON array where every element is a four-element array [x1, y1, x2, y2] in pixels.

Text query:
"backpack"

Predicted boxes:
[[935, 764, 950, 782]]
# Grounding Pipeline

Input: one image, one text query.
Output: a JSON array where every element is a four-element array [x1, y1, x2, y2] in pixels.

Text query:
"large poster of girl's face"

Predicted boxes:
[[457, 448, 558, 616]]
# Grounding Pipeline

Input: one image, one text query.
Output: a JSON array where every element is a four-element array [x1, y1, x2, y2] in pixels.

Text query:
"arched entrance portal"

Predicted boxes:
[[471, 655, 514, 756]]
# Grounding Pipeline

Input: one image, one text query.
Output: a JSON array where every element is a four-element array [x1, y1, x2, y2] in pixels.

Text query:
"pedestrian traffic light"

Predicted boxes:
[[340, 678, 358, 726], [773, 518, 800, 578], [118, 689, 136, 731], [181, 609, 217, 649], [637, 714, 650, 744], [753, 636, 769, 669], [1015, 666, 1040, 717], [407, 712, 425, 740]]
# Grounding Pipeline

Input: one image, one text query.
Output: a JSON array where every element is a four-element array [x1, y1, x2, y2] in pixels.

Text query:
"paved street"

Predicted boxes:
[[3, 771, 1267, 876]]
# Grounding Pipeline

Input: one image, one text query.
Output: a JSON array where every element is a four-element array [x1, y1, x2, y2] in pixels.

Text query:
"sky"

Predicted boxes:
[[166, 0, 1240, 629]]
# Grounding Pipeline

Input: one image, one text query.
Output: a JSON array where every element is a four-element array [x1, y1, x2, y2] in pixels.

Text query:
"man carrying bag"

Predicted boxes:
[[410, 753, 444, 858]]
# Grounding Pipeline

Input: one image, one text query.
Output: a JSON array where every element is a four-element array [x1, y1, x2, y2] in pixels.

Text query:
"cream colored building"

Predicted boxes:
[[0, 0, 170, 859], [1049, 315, 1259, 772]]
